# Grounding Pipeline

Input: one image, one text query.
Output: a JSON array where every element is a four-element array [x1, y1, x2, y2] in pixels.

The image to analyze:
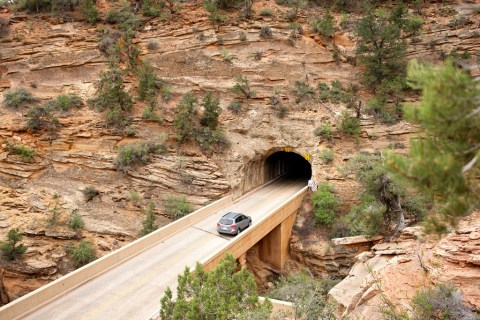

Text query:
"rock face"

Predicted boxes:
[[328, 214, 480, 319], [0, 0, 479, 307]]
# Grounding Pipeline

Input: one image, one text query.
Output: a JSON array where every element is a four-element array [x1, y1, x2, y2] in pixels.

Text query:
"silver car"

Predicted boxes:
[[217, 212, 252, 236]]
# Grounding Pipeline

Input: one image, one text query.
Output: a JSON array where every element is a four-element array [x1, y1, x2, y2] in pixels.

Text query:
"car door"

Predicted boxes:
[[235, 215, 244, 230], [238, 215, 247, 230]]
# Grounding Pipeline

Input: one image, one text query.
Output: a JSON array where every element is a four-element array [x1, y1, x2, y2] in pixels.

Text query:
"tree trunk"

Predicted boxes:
[[390, 195, 405, 240]]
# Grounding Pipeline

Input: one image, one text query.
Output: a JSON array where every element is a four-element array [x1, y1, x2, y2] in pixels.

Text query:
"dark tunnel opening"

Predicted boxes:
[[264, 151, 312, 183]]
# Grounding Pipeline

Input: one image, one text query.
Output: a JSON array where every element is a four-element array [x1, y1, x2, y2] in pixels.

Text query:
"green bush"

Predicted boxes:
[[259, 26, 273, 39], [267, 272, 338, 319], [25, 105, 61, 134], [174, 94, 198, 143], [105, 8, 141, 30], [259, 8, 274, 16], [49, 94, 83, 112], [139, 202, 158, 236], [317, 82, 330, 102], [68, 210, 85, 231], [3, 88, 38, 109], [200, 92, 221, 130], [311, 183, 339, 225], [292, 80, 315, 102], [231, 75, 255, 99], [6, 142, 36, 161], [0, 228, 27, 261], [115, 137, 166, 171], [311, 12, 335, 38], [82, 186, 99, 202], [339, 111, 360, 137], [319, 148, 334, 164], [409, 283, 477, 320], [81, 0, 99, 23], [137, 61, 162, 101], [314, 124, 334, 141], [88, 59, 133, 128], [228, 100, 242, 113], [142, 0, 163, 17], [70, 240, 96, 268], [164, 195, 194, 220], [195, 127, 230, 155], [97, 29, 121, 54]]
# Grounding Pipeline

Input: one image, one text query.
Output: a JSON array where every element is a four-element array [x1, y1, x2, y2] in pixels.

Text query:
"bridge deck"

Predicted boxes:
[[21, 178, 306, 320]]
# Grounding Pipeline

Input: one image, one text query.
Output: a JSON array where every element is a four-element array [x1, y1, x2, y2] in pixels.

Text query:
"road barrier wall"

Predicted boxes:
[[0, 195, 233, 320]]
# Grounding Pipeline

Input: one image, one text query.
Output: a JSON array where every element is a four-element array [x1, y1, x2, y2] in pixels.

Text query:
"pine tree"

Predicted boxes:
[[387, 60, 480, 233], [200, 92, 221, 130], [0, 228, 27, 261], [160, 253, 272, 320]]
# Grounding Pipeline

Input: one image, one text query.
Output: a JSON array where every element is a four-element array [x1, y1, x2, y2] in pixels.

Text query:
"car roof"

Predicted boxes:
[[222, 212, 242, 219]]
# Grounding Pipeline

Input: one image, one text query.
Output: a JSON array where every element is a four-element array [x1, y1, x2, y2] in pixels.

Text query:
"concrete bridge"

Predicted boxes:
[[0, 149, 312, 320]]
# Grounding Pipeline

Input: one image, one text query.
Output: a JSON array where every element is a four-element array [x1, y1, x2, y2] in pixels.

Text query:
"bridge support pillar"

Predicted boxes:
[[258, 211, 298, 269]]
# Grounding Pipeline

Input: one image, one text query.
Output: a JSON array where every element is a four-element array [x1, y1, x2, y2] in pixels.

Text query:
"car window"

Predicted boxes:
[[220, 218, 232, 225], [236, 216, 244, 222]]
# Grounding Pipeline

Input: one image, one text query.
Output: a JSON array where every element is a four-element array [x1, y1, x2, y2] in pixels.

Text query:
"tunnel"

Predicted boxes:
[[264, 151, 312, 183]]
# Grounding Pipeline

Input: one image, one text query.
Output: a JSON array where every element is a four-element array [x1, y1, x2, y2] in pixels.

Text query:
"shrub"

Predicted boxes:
[[200, 92, 221, 130], [129, 191, 142, 204], [88, 59, 133, 128], [161, 86, 172, 101], [319, 148, 334, 164], [210, 0, 242, 10], [239, 31, 247, 41], [82, 186, 99, 202], [317, 82, 330, 102], [137, 61, 162, 101], [139, 202, 158, 236], [3, 88, 38, 109], [0, 16, 10, 38], [259, 8, 274, 16], [221, 48, 234, 62], [195, 127, 230, 155], [105, 8, 141, 30], [231, 75, 256, 99], [339, 111, 360, 137], [267, 272, 338, 319], [0, 228, 27, 261], [70, 240, 96, 268], [292, 80, 315, 102], [98, 29, 121, 54], [409, 283, 477, 320], [314, 124, 334, 141], [81, 0, 99, 23], [174, 94, 198, 143], [311, 12, 335, 38], [273, 105, 288, 119], [25, 105, 61, 134], [142, 0, 163, 17], [228, 100, 242, 113], [115, 137, 166, 171], [164, 195, 194, 220], [49, 94, 83, 112], [142, 104, 162, 123], [147, 41, 159, 51], [311, 183, 339, 225], [68, 210, 85, 231], [259, 26, 272, 39], [47, 202, 60, 227], [6, 142, 36, 161]]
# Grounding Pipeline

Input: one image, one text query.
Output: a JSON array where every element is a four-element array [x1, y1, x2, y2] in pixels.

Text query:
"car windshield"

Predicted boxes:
[[220, 218, 233, 225]]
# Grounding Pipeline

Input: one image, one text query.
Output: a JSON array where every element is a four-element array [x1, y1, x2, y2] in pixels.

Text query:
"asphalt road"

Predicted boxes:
[[23, 178, 306, 320]]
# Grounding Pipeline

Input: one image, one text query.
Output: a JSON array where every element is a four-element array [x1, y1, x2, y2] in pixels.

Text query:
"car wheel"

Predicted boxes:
[[248, 221, 252, 228], [236, 228, 241, 235]]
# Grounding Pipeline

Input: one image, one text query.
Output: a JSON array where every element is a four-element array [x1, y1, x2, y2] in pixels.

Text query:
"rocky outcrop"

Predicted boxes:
[[328, 214, 480, 319]]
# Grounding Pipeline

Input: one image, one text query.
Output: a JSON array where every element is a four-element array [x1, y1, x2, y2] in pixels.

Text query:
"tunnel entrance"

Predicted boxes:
[[264, 151, 312, 183]]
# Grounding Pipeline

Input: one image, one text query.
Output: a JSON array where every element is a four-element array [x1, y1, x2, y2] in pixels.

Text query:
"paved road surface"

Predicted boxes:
[[23, 178, 306, 320]]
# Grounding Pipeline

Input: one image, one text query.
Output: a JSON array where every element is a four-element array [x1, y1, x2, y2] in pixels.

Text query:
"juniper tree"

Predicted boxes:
[[173, 93, 198, 143], [342, 153, 427, 237], [387, 60, 480, 234], [200, 92, 221, 130], [160, 253, 272, 320], [0, 228, 27, 261], [355, 8, 407, 91]]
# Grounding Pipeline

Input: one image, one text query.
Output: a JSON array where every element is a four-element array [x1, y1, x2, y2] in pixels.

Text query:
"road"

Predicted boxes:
[[22, 178, 306, 320]]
